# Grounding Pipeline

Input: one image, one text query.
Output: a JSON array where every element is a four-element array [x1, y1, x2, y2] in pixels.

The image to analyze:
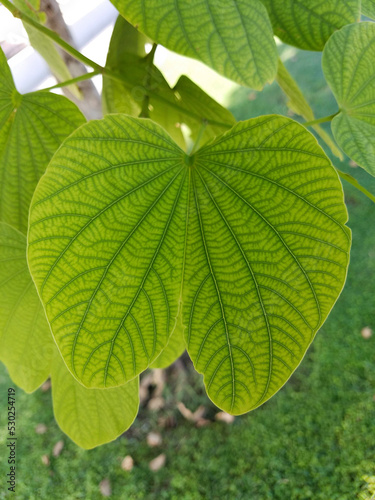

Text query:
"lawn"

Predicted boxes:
[[1, 47, 375, 500]]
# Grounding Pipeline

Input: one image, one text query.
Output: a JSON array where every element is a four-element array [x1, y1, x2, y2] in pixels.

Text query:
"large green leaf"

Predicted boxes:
[[28, 115, 350, 414], [51, 350, 139, 449], [0, 48, 85, 232], [276, 59, 343, 160], [0, 222, 53, 393], [261, 0, 360, 51], [103, 16, 235, 149], [28, 115, 188, 388], [183, 116, 350, 414], [12, 0, 80, 98], [362, 0, 375, 19], [109, 0, 278, 90], [322, 22, 375, 176]]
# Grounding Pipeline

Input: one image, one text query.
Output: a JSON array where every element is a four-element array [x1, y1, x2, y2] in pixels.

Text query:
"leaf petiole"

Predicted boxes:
[[304, 112, 340, 127], [139, 43, 158, 119], [38, 70, 101, 93]]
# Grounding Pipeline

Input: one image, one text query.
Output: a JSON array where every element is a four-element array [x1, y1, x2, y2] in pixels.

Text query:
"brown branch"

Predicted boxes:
[[40, 0, 102, 119]]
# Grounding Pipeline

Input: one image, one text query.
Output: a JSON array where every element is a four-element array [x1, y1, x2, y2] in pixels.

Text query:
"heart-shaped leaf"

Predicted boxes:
[[261, 0, 360, 51], [103, 15, 236, 149], [362, 0, 375, 19], [51, 350, 139, 449], [28, 115, 350, 414], [0, 47, 85, 232], [322, 22, 375, 176], [109, 0, 278, 90], [0, 222, 53, 393]]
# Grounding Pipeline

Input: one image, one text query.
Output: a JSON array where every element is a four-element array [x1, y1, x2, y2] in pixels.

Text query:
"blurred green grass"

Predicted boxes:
[[1, 48, 375, 500]]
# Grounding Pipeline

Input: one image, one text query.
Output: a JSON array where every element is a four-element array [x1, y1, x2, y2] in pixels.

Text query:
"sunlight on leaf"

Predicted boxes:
[[103, 16, 235, 150], [362, 0, 375, 19], [0, 222, 53, 393], [52, 350, 139, 448], [28, 115, 350, 415], [184, 116, 350, 414], [28, 116, 188, 388], [151, 311, 185, 369], [261, 0, 360, 51], [0, 48, 85, 232]]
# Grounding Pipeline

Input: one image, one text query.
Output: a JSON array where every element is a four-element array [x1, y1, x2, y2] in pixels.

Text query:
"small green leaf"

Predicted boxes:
[[51, 350, 139, 449], [0, 222, 53, 393], [362, 0, 375, 19], [173, 75, 236, 146], [13, 0, 80, 98], [103, 16, 235, 149], [103, 16, 185, 147], [261, 0, 360, 51], [109, 0, 278, 89], [0, 48, 85, 232], [276, 58, 343, 160], [322, 22, 375, 176], [28, 115, 188, 388], [29, 114, 350, 414]]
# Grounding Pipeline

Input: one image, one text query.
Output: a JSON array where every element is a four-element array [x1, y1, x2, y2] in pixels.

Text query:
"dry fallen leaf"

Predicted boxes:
[[40, 380, 51, 392], [99, 478, 112, 497], [158, 415, 176, 429], [41, 455, 50, 466], [152, 369, 166, 397], [139, 372, 154, 403], [121, 455, 134, 472], [52, 440, 64, 457], [196, 418, 211, 428], [177, 402, 206, 423], [147, 432, 162, 447], [140, 370, 166, 404], [149, 453, 166, 471], [35, 423, 47, 434], [361, 326, 373, 339], [215, 412, 235, 424], [148, 396, 165, 411]]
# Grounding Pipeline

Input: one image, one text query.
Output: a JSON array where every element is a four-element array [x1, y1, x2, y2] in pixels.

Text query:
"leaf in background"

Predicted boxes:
[[103, 16, 235, 149], [0, 222, 53, 393], [28, 115, 188, 388], [0, 48, 85, 232], [109, 0, 278, 90], [12, 0, 81, 98], [102, 16, 150, 118], [362, 0, 375, 19], [322, 22, 375, 176], [261, 0, 360, 51], [173, 75, 236, 146], [29, 114, 350, 415], [276, 59, 343, 160], [51, 350, 139, 449]]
